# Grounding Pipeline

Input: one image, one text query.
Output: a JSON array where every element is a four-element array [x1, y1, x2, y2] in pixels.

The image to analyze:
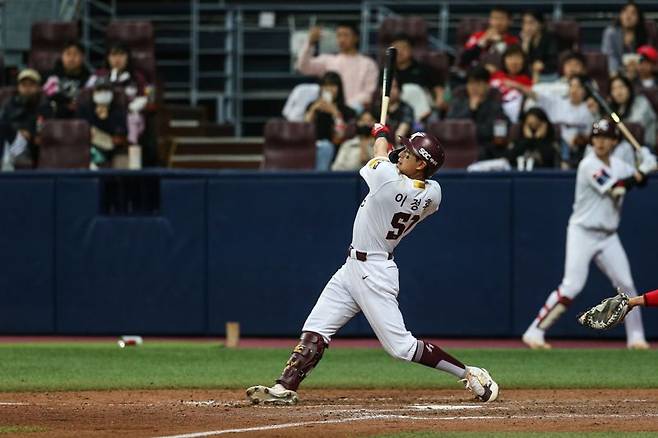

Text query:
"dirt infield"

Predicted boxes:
[[2, 389, 658, 437]]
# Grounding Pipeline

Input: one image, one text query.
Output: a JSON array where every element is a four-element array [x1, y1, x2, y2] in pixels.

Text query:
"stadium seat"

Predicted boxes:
[[583, 52, 609, 96], [508, 123, 562, 143], [378, 16, 428, 59], [416, 51, 450, 85], [106, 21, 156, 82], [547, 20, 580, 53], [38, 119, 91, 169], [623, 122, 645, 147], [0, 86, 15, 107], [426, 120, 478, 169], [29, 21, 80, 74], [262, 119, 315, 170], [456, 18, 488, 47]]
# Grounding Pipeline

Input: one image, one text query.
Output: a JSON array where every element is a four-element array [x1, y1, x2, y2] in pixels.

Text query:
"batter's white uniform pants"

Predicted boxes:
[[303, 255, 418, 361], [544, 224, 645, 341]]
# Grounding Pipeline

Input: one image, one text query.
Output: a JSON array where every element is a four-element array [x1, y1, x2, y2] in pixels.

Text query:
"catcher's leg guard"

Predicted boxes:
[[276, 331, 327, 391], [412, 340, 466, 378], [536, 289, 573, 331]]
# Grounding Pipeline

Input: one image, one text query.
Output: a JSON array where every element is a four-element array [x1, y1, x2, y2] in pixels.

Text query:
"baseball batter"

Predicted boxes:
[[246, 124, 499, 405], [523, 119, 654, 350]]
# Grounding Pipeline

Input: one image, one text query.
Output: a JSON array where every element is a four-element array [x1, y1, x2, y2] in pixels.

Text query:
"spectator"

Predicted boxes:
[[0, 69, 52, 170], [519, 11, 558, 80], [522, 74, 596, 168], [625, 45, 658, 91], [490, 44, 533, 122], [461, 7, 519, 69], [87, 43, 150, 145], [304, 71, 356, 170], [387, 33, 445, 120], [296, 23, 378, 111], [42, 41, 90, 118], [332, 111, 375, 171], [373, 79, 414, 140], [447, 66, 509, 159], [509, 107, 560, 170], [76, 77, 127, 168], [608, 74, 656, 147], [601, 0, 648, 75], [530, 51, 587, 102]]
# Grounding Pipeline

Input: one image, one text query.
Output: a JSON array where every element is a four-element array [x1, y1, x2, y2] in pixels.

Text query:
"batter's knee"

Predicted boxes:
[[382, 337, 417, 362]]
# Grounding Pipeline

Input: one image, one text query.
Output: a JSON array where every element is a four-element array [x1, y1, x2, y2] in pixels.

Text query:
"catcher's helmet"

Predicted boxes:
[[590, 118, 619, 140], [389, 132, 446, 176]]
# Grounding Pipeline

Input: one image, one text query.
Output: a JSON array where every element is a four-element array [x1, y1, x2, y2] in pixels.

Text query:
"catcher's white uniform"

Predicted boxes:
[[524, 152, 646, 346], [303, 157, 442, 361]]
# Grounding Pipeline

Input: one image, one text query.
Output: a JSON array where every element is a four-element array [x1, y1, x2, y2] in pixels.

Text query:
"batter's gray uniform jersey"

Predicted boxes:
[[303, 157, 442, 361], [542, 153, 645, 342]]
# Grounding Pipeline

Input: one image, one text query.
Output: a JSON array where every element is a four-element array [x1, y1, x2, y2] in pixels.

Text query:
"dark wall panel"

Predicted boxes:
[[55, 178, 206, 334], [0, 179, 55, 333], [207, 176, 366, 336]]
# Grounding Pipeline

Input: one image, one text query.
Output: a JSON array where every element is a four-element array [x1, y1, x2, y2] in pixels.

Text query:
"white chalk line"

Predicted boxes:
[[0, 402, 29, 406], [153, 414, 431, 438], [153, 412, 658, 438]]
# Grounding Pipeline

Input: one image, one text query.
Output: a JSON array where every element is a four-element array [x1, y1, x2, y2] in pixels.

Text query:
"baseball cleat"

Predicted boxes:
[[522, 328, 552, 350], [627, 340, 650, 350], [246, 384, 299, 405], [461, 367, 499, 402]]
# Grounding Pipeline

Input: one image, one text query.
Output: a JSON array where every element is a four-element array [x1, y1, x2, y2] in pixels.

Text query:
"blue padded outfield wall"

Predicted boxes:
[[1, 170, 657, 339]]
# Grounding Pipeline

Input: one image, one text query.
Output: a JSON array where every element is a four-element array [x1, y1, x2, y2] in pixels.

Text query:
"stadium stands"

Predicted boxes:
[[38, 119, 91, 169], [262, 119, 315, 170], [28, 21, 79, 74]]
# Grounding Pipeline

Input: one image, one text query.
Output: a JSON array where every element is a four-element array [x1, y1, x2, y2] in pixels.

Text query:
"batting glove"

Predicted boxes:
[[371, 123, 390, 140]]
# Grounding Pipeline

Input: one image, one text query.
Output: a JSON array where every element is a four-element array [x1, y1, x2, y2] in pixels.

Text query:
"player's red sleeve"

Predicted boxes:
[[643, 289, 658, 307]]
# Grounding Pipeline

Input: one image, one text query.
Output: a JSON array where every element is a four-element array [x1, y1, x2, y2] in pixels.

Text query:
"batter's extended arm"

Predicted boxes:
[[371, 123, 391, 158]]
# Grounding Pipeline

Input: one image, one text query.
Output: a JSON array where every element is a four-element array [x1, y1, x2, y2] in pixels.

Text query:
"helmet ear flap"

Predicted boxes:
[[388, 147, 404, 163]]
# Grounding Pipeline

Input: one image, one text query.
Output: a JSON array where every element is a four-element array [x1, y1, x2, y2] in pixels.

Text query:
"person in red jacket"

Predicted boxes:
[[629, 289, 658, 308], [461, 7, 519, 68], [489, 44, 533, 122]]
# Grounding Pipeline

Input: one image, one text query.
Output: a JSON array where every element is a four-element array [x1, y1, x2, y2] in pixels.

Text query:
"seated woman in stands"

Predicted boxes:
[[519, 11, 557, 80], [42, 42, 91, 118], [489, 44, 533, 123], [606, 74, 656, 148], [76, 77, 128, 168], [304, 71, 356, 171], [87, 43, 151, 147], [601, 1, 648, 75], [508, 107, 560, 170]]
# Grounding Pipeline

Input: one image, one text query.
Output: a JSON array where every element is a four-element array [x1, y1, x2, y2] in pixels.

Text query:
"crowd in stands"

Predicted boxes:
[[1, 35, 155, 170], [286, 0, 658, 172]]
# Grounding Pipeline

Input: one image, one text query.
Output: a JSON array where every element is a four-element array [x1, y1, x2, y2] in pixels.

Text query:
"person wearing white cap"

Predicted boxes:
[[0, 68, 51, 170]]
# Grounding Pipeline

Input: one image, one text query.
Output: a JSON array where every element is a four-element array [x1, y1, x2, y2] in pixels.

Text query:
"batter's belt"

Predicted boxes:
[[348, 245, 393, 262]]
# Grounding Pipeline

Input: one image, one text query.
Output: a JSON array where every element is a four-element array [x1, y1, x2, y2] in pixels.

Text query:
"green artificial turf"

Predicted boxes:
[[0, 426, 45, 434], [0, 342, 656, 392], [376, 433, 658, 438]]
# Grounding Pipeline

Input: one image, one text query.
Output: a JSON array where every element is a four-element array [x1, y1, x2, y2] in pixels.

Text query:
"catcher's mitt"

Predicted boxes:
[[577, 290, 630, 330]]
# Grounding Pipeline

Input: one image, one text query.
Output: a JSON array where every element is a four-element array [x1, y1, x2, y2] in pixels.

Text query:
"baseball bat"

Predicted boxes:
[[584, 81, 643, 152], [380, 47, 397, 125]]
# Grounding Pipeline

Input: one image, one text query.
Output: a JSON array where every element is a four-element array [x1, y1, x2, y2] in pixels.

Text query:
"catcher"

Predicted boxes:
[[578, 288, 658, 330]]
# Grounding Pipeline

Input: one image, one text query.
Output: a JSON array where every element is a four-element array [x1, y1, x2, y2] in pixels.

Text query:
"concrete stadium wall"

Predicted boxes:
[[1, 170, 657, 339]]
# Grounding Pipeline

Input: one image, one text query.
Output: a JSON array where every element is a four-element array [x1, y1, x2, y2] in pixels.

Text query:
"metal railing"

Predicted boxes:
[[77, 0, 658, 137]]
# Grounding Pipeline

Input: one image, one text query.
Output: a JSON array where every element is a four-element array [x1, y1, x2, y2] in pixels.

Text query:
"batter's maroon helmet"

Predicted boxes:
[[590, 118, 620, 140], [390, 132, 446, 177]]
